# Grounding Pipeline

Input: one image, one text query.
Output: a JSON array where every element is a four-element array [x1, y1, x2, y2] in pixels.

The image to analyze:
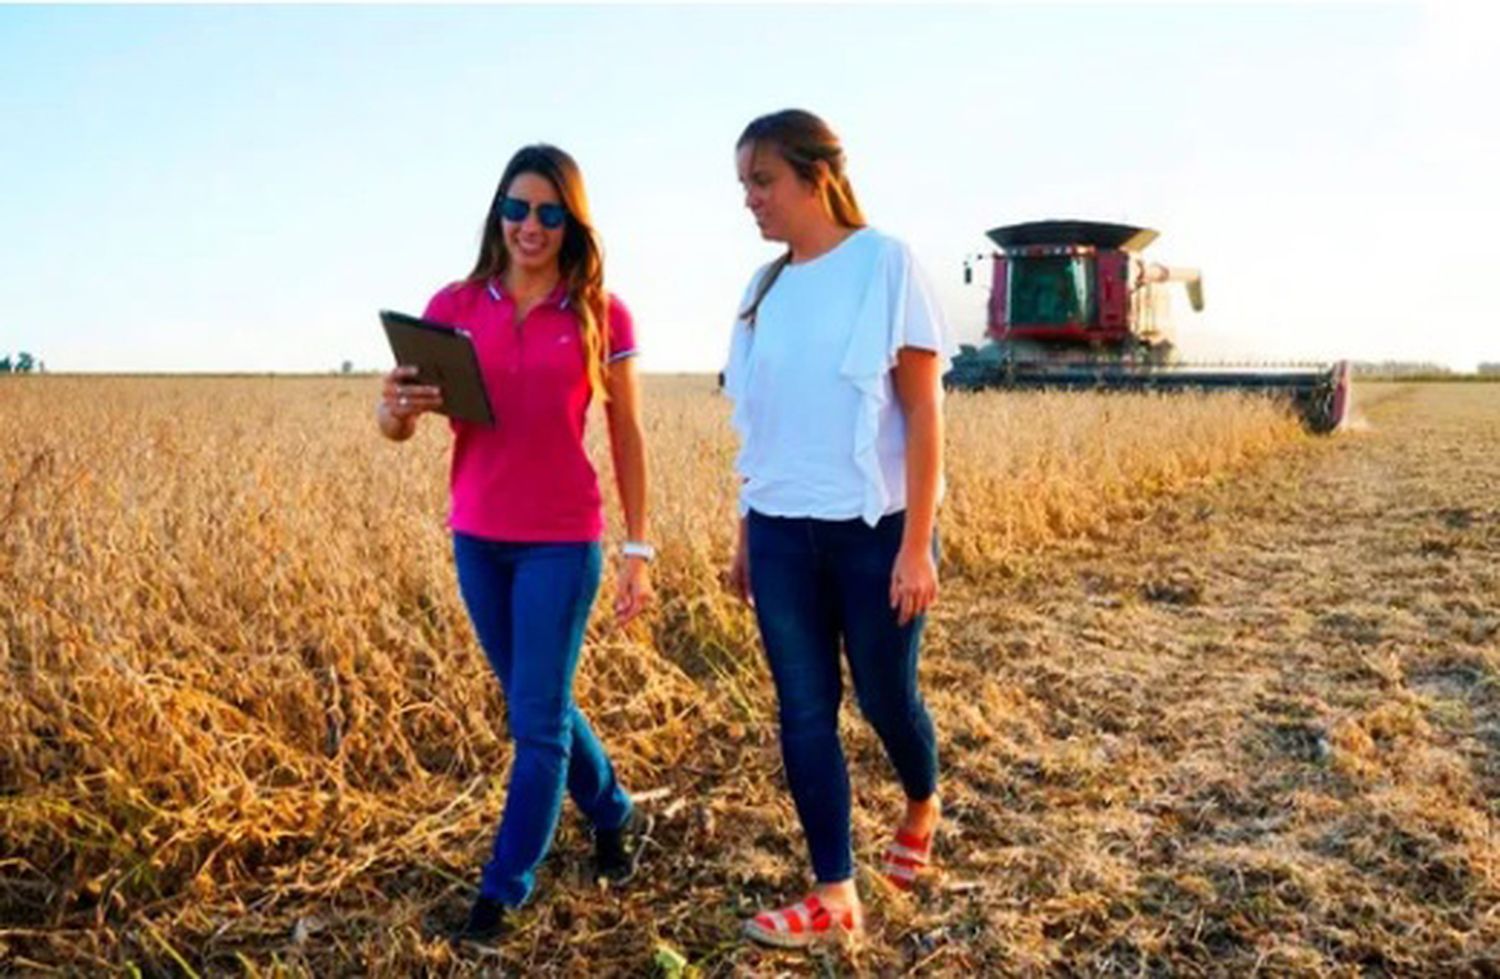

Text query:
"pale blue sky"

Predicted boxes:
[[2, 3, 1496, 373]]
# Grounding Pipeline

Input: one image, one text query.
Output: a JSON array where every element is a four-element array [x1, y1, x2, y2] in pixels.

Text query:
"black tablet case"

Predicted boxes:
[[380, 310, 495, 425]]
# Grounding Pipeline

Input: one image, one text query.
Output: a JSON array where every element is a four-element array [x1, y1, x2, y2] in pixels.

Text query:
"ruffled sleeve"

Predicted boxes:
[[722, 266, 769, 516], [838, 236, 958, 525], [724, 266, 768, 431]]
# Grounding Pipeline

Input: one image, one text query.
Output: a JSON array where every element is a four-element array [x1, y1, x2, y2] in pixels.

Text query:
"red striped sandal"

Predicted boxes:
[[742, 894, 864, 949], [881, 828, 934, 891]]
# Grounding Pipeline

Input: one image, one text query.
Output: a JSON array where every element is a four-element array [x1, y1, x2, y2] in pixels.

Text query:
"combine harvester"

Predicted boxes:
[[946, 220, 1351, 433]]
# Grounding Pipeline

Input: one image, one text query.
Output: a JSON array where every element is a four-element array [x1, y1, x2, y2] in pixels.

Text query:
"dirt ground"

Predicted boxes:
[[833, 382, 1499, 976], [449, 383, 1498, 977]]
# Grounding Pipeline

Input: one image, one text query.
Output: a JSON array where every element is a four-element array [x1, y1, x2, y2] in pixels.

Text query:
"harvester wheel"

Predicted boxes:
[[1303, 394, 1340, 435]]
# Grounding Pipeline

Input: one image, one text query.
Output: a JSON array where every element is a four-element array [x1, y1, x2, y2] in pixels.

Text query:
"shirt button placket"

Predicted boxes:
[[511, 301, 523, 374]]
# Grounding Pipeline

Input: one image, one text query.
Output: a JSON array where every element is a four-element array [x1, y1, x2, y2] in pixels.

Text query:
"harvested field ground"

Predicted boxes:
[[1, 378, 1496, 977]]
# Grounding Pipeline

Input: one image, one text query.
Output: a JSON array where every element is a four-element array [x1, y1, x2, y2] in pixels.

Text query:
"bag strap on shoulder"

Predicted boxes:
[[738, 252, 792, 328]]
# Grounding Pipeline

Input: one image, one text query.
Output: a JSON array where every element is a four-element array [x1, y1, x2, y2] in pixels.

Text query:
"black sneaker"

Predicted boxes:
[[594, 808, 654, 883], [452, 895, 507, 946]]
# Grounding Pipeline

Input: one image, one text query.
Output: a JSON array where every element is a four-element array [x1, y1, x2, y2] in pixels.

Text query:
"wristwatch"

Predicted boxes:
[[620, 541, 656, 562]]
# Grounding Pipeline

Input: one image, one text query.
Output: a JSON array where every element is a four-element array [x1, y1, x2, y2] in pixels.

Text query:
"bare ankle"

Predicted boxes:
[[813, 879, 859, 910], [905, 794, 941, 835]]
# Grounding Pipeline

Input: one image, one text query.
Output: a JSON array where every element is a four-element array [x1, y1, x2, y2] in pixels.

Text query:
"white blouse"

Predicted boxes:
[[722, 227, 956, 526]]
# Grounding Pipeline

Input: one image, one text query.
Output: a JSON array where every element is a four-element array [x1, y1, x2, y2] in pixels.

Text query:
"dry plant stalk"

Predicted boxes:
[[6, 376, 1492, 976]]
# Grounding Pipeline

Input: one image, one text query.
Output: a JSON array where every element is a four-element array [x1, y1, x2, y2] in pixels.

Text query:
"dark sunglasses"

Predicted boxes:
[[497, 196, 568, 230]]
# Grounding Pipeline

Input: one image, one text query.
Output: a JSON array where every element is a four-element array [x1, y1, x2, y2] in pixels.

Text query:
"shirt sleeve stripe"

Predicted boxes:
[[607, 348, 638, 363]]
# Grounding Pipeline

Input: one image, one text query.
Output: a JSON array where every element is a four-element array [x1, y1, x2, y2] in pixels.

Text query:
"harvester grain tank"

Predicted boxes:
[[946, 220, 1351, 433]]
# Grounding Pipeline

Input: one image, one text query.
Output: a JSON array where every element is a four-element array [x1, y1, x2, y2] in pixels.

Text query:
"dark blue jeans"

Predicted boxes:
[[746, 509, 939, 884], [453, 533, 633, 908]]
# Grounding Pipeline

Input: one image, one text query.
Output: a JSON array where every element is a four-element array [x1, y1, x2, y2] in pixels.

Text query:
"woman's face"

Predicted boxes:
[[500, 171, 567, 276], [736, 142, 823, 244]]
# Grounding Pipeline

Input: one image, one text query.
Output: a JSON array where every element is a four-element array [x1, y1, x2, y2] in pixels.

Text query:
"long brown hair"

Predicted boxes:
[[737, 109, 868, 325], [468, 144, 609, 401]]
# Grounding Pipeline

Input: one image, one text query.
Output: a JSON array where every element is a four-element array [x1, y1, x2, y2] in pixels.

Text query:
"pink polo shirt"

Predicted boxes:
[[422, 279, 637, 543]]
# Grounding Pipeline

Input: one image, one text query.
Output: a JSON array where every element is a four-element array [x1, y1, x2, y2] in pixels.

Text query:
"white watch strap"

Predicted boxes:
[[621, 541, 656, 561]]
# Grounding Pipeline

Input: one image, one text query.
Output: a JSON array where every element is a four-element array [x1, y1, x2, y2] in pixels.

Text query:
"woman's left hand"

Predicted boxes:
[[614, 556, 654, 627], [890, 544, 938, 627]]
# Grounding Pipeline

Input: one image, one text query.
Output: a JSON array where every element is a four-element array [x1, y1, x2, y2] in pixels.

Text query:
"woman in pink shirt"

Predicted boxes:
[[375, 144, 654, 944]]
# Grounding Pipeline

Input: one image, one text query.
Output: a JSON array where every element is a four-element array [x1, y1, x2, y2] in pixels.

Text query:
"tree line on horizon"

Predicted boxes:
[[1351, 361, 1499, 379], [0, 352, 42, 373]]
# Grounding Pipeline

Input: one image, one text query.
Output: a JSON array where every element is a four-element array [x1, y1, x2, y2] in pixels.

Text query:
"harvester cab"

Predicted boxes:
[[948, 220, 1351, 434]]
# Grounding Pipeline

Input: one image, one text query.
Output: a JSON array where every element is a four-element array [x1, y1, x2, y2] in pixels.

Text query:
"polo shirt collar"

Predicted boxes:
[[486, 278, 571, 310]]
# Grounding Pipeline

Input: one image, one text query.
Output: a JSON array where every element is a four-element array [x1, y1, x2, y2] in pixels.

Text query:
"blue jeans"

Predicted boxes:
[[453, 533, 633, 908], [746, 509, 940, 884]]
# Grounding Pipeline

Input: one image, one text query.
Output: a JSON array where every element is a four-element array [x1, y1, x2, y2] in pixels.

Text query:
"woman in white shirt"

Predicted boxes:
[[723, 109, 955, 948]]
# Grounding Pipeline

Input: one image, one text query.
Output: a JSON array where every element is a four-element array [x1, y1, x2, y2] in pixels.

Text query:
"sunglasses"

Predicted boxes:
[[497, 196, 568, 230]]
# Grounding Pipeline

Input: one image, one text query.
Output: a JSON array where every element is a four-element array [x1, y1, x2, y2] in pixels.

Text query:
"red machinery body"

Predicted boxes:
[[947, 220, 1351, 433], [987, 246, 1136, 346], [978, 220, 1185, 360]]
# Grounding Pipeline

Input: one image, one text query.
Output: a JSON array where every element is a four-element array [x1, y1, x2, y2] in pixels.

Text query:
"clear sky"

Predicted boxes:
[[2, 3, 1496, 374]]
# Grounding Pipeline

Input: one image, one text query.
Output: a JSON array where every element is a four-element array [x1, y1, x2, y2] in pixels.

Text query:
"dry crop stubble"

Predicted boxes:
[[3, 374, 1319, 975]]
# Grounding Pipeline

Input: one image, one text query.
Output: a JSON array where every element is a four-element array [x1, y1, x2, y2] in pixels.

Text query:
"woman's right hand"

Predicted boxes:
[[380, 365, 443, 422]]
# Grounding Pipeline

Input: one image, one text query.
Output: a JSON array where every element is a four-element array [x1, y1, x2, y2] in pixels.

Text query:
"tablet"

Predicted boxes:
[[379, 310, 495, 425]]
